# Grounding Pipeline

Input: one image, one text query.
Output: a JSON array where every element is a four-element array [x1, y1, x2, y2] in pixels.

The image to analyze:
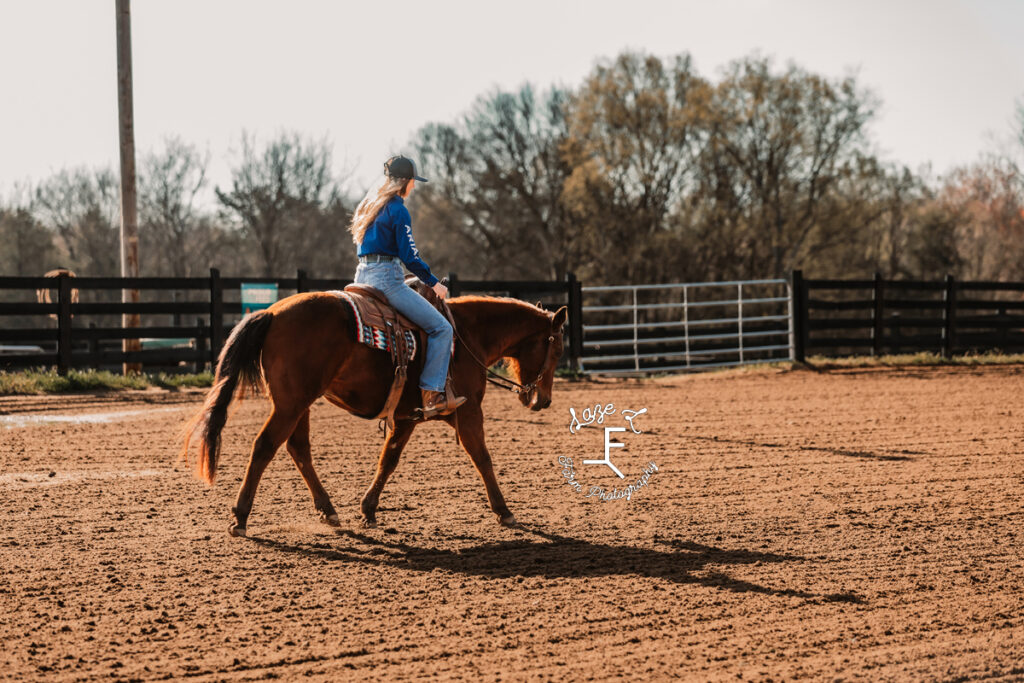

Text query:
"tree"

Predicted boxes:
[[34, 168, 121, 276], [938, 158, 1024, 280], [216, 132, 347, 276], [795, 159, 932, 279], [697, 56, 876, 278], [563, 52, 711, 284], [0, 203, 57, 276], [138, 136, 211, 277], [414, 84, 576, 280]]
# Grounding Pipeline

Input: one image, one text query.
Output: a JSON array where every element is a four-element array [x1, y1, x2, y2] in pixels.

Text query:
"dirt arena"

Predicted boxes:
[[2, 365, 1023, 681]]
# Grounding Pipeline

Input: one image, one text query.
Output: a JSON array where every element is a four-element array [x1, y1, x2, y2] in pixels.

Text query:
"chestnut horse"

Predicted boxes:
[[182, 279, 567, 537]]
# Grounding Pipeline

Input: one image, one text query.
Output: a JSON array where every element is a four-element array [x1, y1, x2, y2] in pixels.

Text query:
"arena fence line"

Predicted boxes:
[[4, 270, 1021, 376]]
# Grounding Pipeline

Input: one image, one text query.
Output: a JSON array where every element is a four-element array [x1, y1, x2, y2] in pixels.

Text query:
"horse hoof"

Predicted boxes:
[[229, 524, 247, 538], [499, 514, 517, 527], [361, 518, 378, 529], [321, 513, 341, 527]]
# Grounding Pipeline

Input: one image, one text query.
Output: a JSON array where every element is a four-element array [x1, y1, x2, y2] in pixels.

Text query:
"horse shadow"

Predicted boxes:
[[688, 434, 919, 461], [249, 524, 862, 603]]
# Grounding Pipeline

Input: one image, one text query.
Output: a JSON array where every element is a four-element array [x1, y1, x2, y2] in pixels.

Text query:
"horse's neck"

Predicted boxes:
[[451, 299, 542, 365]]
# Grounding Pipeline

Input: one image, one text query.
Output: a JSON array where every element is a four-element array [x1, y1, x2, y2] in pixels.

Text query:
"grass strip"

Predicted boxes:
[[0, 367, 214, 395]]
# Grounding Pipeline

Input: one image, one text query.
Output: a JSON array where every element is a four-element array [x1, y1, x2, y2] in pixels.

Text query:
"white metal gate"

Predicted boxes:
[[580, 279, 793, 374]]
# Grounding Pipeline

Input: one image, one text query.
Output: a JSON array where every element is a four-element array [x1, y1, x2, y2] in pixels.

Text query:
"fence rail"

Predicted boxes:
[[792, 271, 1024, 360]]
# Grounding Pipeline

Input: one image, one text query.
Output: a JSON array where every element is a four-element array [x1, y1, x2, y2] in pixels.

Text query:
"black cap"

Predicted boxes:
[[384, 155, 428, 182]]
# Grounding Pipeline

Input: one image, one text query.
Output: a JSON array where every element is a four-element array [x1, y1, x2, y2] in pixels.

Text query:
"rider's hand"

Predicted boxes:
[[432, 282, 449, 300]]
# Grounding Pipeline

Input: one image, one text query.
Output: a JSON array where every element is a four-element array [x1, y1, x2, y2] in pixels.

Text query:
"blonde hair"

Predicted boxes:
[[348, 176, 411, 245]]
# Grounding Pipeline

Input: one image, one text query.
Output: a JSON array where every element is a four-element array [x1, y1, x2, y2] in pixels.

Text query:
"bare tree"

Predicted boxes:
[[216, 131, 342, 277], [938, 158, 1024, 280], [139, 136, 210, 277], [34, 168, 121, 276], [414, 84, 576, 280], [563, 52, 711, 285], [0, 202, 57, 277], [698, 56, 876, 278]]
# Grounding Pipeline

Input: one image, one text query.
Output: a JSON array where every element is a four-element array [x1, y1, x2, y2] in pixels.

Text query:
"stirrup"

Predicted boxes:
[[419, 387, 465, 418], [442, 379, 466, 414]]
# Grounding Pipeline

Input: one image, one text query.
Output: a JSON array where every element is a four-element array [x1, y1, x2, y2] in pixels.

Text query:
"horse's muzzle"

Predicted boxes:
[[528, 392, 551, 410]]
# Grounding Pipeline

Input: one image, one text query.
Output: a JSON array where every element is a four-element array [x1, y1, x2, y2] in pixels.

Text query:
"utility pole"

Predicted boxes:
[[116, 0, 141, 373]]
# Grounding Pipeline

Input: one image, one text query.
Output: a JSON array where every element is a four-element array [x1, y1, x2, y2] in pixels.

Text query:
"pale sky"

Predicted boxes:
[[1, 0, 1022, 203]]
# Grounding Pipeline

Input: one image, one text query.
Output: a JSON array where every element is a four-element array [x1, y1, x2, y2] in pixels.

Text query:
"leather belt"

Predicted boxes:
[[359, 254, 399, 263]]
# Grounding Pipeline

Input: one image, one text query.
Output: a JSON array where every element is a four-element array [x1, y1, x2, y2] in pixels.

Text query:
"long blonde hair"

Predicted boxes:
[[348, 176, 411, 245]]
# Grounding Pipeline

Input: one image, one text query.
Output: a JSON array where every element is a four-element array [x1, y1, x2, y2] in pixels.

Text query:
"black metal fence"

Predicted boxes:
[[0, 271, 583, 374], [792, 270, 1024, 361]]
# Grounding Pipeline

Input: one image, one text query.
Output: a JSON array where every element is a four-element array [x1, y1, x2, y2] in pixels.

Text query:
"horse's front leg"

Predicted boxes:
[[453, 405, 515, 526], [360, 419, 418, 528]]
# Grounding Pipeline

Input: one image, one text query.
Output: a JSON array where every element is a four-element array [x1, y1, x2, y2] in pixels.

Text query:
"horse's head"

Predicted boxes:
[[509, 305, 567, 411]]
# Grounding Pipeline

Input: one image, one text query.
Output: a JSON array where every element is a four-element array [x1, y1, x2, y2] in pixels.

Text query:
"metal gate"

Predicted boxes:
[[580, 279, 793, 374]]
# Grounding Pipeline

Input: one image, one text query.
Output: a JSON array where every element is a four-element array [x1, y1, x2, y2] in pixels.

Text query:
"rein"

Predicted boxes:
[[449, 316, 557, 396]]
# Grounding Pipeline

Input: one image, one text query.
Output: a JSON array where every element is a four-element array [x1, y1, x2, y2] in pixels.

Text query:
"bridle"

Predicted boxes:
[[452, 324, 561, 396]]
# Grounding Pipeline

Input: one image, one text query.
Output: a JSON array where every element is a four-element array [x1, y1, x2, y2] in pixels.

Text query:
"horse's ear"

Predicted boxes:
[[535, 300, 544, 309], [551, 305, 568, 330]]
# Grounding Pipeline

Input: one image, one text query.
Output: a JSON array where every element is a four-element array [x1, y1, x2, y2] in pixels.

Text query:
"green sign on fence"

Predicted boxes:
[[240, 283, 278, 315]]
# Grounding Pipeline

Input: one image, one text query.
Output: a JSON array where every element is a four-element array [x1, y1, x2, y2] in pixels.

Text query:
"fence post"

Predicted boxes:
[[195, 318, 207, 374], [57, 273, 72, 375], [892, 312, 901, 355], [209, 268, 224, 365], [999, 306, 1009, 349], [872, 272, 884, 357], [446, 272, 459, 297], [737, 283, 744, 364], [791, 270, 806, 363], [942, 274, 956, 358], [683, 283, 691, 368], [296, 269, 308, 294], [566, 271, 583, 371], [88, 322, 100, 368], [631, 286, 639, 371]]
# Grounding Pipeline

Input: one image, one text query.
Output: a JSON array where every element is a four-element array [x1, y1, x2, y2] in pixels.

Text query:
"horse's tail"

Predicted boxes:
[[181, 310, 274, 484]]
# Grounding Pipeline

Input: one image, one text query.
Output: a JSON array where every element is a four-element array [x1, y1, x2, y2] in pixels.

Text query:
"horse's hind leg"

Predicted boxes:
[[230, 408, 303, 537], [360, 419, 417, 528], [286, 410, 339, 527]]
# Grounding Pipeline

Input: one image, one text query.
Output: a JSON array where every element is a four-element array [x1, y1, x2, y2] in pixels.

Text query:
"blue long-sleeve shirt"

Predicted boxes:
[[357, 196, 439, 287]]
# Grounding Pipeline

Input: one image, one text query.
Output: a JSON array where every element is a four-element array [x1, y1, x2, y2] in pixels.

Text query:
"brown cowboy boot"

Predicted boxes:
[[421, 382, 466, 417]]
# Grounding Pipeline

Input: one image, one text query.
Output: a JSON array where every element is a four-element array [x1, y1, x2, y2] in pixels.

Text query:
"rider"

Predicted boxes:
[[349, 155, 467, 418]]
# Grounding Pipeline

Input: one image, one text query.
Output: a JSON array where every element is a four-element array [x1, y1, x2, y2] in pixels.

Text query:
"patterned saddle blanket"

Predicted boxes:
[[333, 285, 419, 361]]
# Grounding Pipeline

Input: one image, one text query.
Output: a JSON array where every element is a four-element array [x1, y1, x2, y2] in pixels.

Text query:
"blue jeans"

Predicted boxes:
[[353, 261, 453, 392]]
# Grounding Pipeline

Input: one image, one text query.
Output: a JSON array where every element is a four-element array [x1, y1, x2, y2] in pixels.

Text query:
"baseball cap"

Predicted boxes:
[[384, 155, 428, 182]]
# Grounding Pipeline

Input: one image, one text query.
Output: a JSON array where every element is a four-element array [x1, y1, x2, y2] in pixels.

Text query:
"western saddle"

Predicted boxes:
[[338, 278, 459, 434]]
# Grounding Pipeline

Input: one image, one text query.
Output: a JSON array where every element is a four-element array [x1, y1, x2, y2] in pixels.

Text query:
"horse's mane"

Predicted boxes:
[[447, 294, 549, 317], [406, 278, 549, 318]]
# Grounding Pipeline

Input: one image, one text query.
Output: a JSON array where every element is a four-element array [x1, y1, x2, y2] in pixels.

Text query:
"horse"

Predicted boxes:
[[182, 278, 567, 537]]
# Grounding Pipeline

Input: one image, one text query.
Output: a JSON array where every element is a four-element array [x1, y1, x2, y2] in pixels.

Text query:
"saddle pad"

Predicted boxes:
[[332, 291, 418, 361]]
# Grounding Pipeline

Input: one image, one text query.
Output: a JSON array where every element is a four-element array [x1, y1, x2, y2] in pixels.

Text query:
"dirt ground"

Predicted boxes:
[[1, 365, 1023, 681]]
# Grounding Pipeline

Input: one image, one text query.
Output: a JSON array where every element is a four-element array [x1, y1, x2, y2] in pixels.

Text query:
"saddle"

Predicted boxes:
[[342, 283, 420, 358], [337, 278, 459, 434]]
